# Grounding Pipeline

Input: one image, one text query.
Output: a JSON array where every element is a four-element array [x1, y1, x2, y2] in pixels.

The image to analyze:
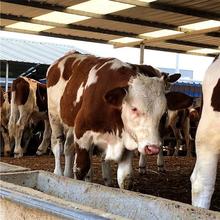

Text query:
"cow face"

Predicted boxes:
[[121, 75, 167, 155], [104, 74, 193, 156]]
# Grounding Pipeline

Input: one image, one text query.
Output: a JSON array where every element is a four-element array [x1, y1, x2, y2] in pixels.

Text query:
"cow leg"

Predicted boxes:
[[14, 110, 30, 158], [173, 128, 182, 156], [52, 135, 64, 176], [74, 144, 91, 180], [2, 129, 11, 156], [157, 147, 165, 172], [36, 119, 52, 156], [117, 149, 133, 189], [63, 129, 74, 177], [101, 157, 112, 186], [183, 117, 192, 157], [22, 126, 33, 154], [85, 145, 94, 182], [138, 153, 146, 174], [191, 147, 218, 209], [8, 95, 18, 140], [50, 114, 64, 176]]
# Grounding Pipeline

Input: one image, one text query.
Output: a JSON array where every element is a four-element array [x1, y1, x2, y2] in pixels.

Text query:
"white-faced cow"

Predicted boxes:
[[47, 51, 193, 188], [0, 86, 11, 156], [8, 77, 51, 158], [133, 66, 193, 173], [191, 55, 220, 209]]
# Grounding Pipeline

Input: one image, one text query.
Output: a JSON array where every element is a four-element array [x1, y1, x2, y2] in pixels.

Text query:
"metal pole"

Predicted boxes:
[[175, 53, 180, 73], [140, 43, 145, 65], [5, 61, 9, 92]]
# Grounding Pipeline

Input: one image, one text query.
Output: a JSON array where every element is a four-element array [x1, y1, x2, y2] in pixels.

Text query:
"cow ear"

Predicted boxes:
[[104, 87, 127, 108], [167, 73, 181, 83], [166, 91, 193, 110]]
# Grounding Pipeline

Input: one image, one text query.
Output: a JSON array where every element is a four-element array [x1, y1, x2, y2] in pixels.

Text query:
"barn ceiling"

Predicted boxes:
[[1, 0, 220, 57]]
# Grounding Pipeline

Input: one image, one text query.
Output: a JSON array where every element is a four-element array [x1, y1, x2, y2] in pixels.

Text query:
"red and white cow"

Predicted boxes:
[[8, 77, 51, 158], [191, 55, 220, 209], [0, 86, 11, 156], [47, 51, 193, 188]]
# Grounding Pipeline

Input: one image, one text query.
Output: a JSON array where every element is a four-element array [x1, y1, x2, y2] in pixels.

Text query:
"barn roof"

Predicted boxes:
[[0, 37, 86, 64], [1, 0, 220, 57]]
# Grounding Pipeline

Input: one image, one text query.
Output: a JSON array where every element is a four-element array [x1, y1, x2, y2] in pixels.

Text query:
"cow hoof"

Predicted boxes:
[[158, 167, 166, 173], [14, 153, 23, 158], [173, 151, 179, 156], [54, 169, 63, 176], [36, 149, 46, 156], [4, 151, 11, 157], [186, 152, 193, 157], [120, 176, 133, 190], [64, 171, 73, 178], [104, 178, 112, 187], [138, 167, 146, 175]]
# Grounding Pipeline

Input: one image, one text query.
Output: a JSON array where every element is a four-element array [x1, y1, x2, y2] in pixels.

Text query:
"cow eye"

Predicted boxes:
[[131, 107, 137, 112]]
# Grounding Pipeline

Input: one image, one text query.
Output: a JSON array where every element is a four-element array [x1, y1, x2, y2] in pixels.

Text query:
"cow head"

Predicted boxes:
[[104, 74, 193, 155]]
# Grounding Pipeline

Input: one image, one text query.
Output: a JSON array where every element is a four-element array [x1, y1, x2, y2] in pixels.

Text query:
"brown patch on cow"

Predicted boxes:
[[47, 63, 60, 88], [166, 92, 193, 111], [12, 77, 30, 105], [74, 143, 90, 180], [211, 79, 220, 111], [0, 86, 4, 107], [36, 83, 47, 112], [59, 56, 134, 139], [130, 64, 161, 77], [62, 57, 78, 80]]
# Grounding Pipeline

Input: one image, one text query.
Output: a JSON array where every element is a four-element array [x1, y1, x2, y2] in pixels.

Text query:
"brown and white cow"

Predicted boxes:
[[191, 55, 220, 209], [8, 77, 51, 158], [47, 51, 193, 188], [0, 86, 11, 156]]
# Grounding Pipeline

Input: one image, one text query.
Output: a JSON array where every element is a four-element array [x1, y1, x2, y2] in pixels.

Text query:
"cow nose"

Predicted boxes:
[[144, 145, 160, 155]]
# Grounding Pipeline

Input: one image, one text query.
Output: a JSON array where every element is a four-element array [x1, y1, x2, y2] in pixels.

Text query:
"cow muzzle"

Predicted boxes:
[[144, 145, 160, 155]]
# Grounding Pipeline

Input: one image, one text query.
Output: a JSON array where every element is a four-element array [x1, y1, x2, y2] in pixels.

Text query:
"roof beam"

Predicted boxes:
[[1, 0, 178, 30], [0, 13, 137, 38], [206, 32, 220, 38], [165, 39, 219, 49], [2, 13, 219, 51], [113, 26, 220, 48], [0, 26, 216, 58], [0, 26, 108, 44], [114, 0, 220, 21]]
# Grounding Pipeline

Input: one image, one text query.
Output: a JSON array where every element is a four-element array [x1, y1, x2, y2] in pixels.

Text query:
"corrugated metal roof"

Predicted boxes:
[[0, 37, 87, 64], [0, 0, 219, 57]]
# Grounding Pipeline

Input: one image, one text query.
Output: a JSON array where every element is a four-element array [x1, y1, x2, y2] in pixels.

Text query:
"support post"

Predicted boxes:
[[175, 53, 180, 73], [5, 61, 9, 92], [140, 43, 145, 65]]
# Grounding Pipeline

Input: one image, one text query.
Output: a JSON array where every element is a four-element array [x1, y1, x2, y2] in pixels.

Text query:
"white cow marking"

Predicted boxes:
[[85, 67, 98, 88], [74, 82, 84, 106]]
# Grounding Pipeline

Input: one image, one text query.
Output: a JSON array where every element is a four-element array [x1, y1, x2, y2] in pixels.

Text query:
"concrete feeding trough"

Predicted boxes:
[[0, 170, 220, 220], [0, 162, 30, 173]]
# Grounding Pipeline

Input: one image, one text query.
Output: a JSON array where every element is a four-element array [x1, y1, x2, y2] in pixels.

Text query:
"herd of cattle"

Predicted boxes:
[[0, 51, 219, 210]]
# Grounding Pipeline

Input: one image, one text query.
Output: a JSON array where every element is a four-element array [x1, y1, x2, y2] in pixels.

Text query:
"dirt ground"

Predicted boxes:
[[1, 154, 220, 212]]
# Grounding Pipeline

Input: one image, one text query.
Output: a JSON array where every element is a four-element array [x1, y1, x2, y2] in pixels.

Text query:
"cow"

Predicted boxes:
[[0, 86, 11, 156], [47, 51, 193, 189], [191, 55, 220, 209], [134, 67, 193, 173], [8, 77, 51, 158]]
